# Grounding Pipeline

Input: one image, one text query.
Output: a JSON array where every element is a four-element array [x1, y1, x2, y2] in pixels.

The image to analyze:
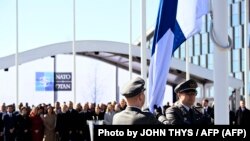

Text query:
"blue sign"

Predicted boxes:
[[36, 72, 54, 91], [55, 73, 72, 91], [35, 72, 72, 91]]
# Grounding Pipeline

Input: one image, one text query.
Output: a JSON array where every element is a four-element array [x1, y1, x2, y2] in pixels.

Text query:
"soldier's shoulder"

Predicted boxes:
[[142, 111, 155, 117], [166, 105, 182, 114], [113, 111, 124, 117]]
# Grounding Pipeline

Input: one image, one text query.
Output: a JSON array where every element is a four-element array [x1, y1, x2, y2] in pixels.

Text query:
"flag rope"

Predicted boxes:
[[210, 5, 232, 48]]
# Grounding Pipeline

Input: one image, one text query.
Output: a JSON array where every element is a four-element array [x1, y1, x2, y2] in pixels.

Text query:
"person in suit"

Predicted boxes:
[[235, 100, 250, 125], [202, 99, 214, 120], [93, 106, 104, 121], [112, 77, 163, 125], [3, 104, 17, 141], [0, 103, 6, 141], [65, 101, 79, 141], [16, 106, 32, 141], [55, 104, 68, 141], [78, 102, 92, 141], [229, 109, 235, 125], [0, 111, 4, 141], [165, 79, 212, 125]]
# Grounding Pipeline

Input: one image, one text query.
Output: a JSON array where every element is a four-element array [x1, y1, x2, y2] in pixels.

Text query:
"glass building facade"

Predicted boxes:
[[147, 0, 250, 99]]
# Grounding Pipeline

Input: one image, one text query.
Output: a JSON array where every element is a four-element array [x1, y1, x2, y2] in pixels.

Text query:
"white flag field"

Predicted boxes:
[[148, 0, 209, 112]]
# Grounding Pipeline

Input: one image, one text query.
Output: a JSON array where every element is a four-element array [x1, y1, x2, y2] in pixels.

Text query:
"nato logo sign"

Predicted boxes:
[[36, 72, 72, 91], [36, 72, 54, 91], [55, 72, 72, 91]]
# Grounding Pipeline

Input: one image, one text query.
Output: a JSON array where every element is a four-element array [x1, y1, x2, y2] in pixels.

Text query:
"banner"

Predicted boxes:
[[94, 125, 249, 140], [35, 72, 72, 91]]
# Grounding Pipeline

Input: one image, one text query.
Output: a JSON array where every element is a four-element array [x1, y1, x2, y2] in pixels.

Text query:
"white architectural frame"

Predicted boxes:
[[0, 40, 243, 89]]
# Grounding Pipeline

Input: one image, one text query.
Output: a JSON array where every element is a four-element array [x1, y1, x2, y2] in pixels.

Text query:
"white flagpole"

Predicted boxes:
[[212, 0, 229, 124], [129, 0, 133, 79], [73, 0, 76, 104], [185, 40, 190, 80], [244, 0, 250, 109], [16, 0, 19, 109], [141, 0, 147, 107]]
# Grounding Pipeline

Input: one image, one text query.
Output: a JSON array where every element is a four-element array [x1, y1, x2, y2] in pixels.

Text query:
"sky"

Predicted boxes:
[[0, 0, 160, 57], [0, 0, 174, 106]]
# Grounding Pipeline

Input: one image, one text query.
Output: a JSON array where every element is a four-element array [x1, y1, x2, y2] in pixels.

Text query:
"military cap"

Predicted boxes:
[[121, 77, 145, 98], [174, 79, 198, 93]]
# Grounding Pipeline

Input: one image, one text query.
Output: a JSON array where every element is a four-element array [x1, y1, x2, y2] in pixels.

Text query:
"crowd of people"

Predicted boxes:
[[1, 77, 250, 141], [0, 98, 130, 141]]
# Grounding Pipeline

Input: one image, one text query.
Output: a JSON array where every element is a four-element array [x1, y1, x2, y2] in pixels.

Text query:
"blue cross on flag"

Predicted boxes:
[[148, 0, 209, 112]]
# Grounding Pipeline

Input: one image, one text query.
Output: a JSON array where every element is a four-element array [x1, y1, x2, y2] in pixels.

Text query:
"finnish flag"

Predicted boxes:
[[148, 0, 209, 112]]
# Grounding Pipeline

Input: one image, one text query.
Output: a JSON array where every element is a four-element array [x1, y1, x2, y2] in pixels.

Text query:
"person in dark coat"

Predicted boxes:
[[3, 104, 17, 141], [0, 112, 4, 141], [229, 109, 235, 125], [65, 101, 79, 141], [16, 106, 32, 141], [202, 99, 214, 119], [235, 100, 250, 125], [78, 103, 92, 141], [165, 79, 212, 125], [55, 104, 68, 141], [93, 106, 104, 121], [112, 77, 163, 125]]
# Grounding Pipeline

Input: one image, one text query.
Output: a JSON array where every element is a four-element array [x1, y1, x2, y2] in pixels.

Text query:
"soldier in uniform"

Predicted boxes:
[[165, 79, 212, 125], [112, 77, 163, 125]]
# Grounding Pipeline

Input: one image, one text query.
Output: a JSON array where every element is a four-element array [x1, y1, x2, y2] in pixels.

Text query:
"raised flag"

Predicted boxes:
[[148, 0, 209, 112]]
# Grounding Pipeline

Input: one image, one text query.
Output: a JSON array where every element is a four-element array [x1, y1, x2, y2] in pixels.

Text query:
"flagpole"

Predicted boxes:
[[140, 0, 147, 107], [16, 0, 19, 109], [73, 0, 76, 104], [244, 0, 250, 109], [212, 0, 229, 124], [129, 0, 133, 79], [185, 40, 190, 80]]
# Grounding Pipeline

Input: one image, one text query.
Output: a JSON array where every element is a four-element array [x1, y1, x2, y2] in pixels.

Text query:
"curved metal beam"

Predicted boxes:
[[0, 40, 243, 88], [0, 40, 150, 70]]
